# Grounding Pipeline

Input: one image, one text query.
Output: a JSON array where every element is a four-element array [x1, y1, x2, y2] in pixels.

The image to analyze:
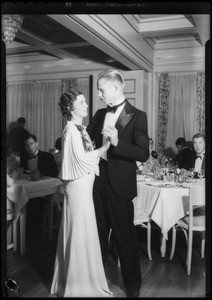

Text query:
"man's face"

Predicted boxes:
[[19, 123, 25, 128], [193, 137, 205, 155], [24, 137, 38, 156], [97, 78, 117, 106]]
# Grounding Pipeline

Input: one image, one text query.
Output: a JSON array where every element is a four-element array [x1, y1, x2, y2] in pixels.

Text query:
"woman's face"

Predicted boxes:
[[72, 94, 88, 118]]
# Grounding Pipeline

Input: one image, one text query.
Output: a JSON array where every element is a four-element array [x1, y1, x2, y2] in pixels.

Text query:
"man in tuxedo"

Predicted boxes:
[[22, 133, 58, 239], [87, 69, 149, 298], [22, 133, 58, 179], [184, 133, 205, 173]]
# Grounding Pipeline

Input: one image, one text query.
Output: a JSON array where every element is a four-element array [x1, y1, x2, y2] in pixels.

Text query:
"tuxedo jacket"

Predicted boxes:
[[183, 152, 205, 171], [22, 150, 58, 178], [87, 100, 149, 199], [175, 147, 195, 169]]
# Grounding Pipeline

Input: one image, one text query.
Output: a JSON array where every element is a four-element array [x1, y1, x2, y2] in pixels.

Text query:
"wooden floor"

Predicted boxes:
[[6, 223, 208, 298]]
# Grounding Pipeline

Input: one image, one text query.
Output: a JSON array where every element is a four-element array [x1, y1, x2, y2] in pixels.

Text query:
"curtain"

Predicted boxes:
[[196, 71, 205, 135], [157, 73, 169, 154], [166, 74, 197, 155], [7, 82, 36, 129], [34, 81, 63, 151], [157, 71, 205, 157], [7, 81, 63, 152]]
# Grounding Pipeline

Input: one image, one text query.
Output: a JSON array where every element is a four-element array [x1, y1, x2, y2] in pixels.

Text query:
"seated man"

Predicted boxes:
[[22, 133, 58, 240], [185, 133, 205, 216], [183, 133, 205, 174], [175, 137, 195, 169], [22, 133, 58, 179]]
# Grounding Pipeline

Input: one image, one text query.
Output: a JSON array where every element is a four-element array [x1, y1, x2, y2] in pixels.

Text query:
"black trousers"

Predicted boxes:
[[93, 159, 141, 293]]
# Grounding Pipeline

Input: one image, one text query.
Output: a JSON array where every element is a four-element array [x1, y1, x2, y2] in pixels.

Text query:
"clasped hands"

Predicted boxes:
[[102, 126, 118, 147]]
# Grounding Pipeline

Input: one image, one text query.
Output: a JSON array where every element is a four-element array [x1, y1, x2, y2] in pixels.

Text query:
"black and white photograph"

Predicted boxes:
[[1, 2, 211, 298]]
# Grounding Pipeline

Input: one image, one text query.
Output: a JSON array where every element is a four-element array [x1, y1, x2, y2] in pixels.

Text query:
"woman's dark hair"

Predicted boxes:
[[59, 90, 83, 121]]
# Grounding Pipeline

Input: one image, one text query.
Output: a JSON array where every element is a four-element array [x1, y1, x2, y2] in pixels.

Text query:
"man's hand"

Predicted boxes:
[[102, 126, 118, 147]]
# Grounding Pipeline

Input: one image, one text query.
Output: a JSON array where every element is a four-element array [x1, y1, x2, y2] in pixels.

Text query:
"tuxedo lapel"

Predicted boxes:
[[115, 100, 134, 131]]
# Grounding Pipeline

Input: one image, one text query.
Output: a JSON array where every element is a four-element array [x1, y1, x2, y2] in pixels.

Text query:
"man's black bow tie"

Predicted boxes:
[[28, 153, 38, 160], [195, 154, 204, 160], [107, 99, 126, 113]]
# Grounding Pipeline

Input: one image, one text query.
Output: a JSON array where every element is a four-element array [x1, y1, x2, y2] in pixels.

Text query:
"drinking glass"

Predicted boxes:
[[177, 175, 184, 184], [189, 168, 195, 181], [197, 169, 205, 182]]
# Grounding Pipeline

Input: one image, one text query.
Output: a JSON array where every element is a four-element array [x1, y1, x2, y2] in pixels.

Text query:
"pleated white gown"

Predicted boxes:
[[50, 121, 112, 297]]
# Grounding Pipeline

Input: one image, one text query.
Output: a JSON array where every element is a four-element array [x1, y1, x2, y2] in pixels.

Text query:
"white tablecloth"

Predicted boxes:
[[133, 179, 205, 240], [7, 177, 63, 221]]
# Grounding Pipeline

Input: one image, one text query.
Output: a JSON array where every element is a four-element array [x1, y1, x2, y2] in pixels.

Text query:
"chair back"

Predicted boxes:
[[187, 185, 205, 230], [7, 209, 16, 250]]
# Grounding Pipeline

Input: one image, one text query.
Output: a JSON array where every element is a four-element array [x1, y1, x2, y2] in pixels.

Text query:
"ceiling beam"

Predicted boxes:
[[191, 14, 210, 46], [14, 30, 71, 59], [48, 14, 154, 71], [6, 41, 91, 56]]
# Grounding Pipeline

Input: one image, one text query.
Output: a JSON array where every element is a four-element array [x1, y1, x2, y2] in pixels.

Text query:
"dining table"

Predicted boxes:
[[133, 174, 205, 257], [7, 176, 64, 255]]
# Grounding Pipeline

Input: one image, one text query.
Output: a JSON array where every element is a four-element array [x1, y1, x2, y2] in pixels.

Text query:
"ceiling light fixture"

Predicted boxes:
[[1, 14, 24, 44]]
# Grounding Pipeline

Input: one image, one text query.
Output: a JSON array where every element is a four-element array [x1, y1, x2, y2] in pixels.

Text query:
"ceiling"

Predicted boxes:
[[4, 14, 210, 75]]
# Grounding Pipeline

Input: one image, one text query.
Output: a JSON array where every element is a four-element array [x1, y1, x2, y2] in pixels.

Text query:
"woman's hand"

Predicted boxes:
[[102, 126, 118, 147], [103, 137, 111, 151]]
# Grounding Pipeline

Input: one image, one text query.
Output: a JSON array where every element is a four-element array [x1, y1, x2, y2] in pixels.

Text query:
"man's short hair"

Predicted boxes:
[[17, 117, 26, 124], [176, 137, 186, 147], [24, 133, 37, 143], [192, 133, 205, 141], [97, 69, 125, 86]]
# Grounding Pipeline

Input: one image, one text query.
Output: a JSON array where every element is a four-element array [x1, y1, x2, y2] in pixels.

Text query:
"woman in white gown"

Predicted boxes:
[[50, 91, 112, 297]]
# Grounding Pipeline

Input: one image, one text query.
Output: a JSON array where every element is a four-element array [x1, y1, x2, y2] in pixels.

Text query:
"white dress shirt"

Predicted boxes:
[[194, 151, 205, 172], [28, 150, 39, 173]]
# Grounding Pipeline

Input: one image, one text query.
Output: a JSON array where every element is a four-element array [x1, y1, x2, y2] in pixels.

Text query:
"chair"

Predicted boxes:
[[7, 209, 17, 251], [169, 187, 205, 276], [134, 211, 152, 261], [108, 212, 152, 267]]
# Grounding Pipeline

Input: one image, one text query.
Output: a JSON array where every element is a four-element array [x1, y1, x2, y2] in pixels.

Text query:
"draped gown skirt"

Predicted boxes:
[[50, 171, 112, 297]]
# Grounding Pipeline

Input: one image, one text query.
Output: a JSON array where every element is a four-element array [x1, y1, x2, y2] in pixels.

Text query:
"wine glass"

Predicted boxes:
[[197, 169, 205, 182]]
